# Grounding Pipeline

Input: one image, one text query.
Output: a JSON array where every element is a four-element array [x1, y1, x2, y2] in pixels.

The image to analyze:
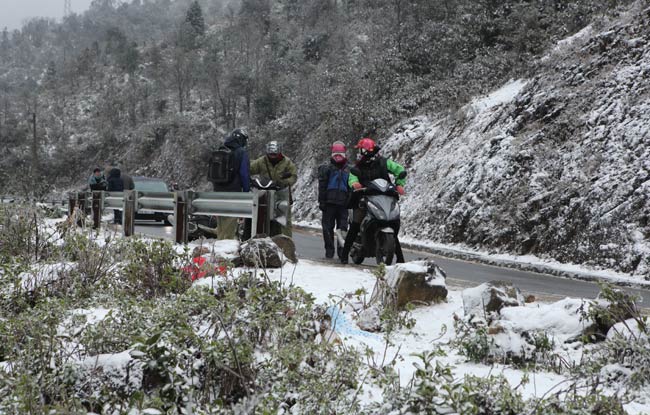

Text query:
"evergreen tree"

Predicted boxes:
[[0, 28, 10, 60], [182, 1, 205, 49]]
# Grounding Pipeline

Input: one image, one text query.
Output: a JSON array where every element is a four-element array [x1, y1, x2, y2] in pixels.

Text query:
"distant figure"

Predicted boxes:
[[104, 161, 134, 190], [209, 128, 250, 240], [107, 168, 124, 224], [121, 173, 135, 190], [250, 141, 297, 237], [88, 168, 108, 191], [318, 141, 350, 259]]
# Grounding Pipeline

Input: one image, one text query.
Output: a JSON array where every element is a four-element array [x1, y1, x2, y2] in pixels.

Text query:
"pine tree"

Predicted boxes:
[[0, 28, 10, 60], [185, 1, 205, 38]]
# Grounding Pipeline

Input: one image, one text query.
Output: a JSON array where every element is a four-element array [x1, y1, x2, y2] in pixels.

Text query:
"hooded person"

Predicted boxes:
[[212, 128, 251, 240], [317, 141, 350, 259], [106, 168, 124, 224], [250, 140, 297, 237]]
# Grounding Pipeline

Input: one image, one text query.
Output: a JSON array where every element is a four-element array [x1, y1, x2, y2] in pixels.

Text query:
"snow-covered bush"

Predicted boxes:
[[117, 238, 192, 299]]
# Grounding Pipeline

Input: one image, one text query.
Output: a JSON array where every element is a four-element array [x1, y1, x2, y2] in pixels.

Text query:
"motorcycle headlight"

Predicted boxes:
[[367, 200, 386, 221]]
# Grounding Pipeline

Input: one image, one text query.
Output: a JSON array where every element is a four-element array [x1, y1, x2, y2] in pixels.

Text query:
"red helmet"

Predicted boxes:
[[355, 138, 376, 152], [355, 137, 378, 162]]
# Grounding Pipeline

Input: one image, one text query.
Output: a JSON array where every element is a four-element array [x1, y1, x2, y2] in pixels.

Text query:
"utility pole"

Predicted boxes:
[[64, 0, 72, 17]]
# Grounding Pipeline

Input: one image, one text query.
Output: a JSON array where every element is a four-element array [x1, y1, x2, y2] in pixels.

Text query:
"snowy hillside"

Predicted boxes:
[[294, 3, 650, 280]]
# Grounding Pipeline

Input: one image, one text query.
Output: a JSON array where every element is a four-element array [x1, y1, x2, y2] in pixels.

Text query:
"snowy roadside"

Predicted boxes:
[[190, 243, 650, 414], [294, 220, 650, 289], [8, 216, 647, 413]]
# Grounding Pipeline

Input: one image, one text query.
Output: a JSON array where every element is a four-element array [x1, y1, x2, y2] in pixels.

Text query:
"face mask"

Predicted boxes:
[[332, 153, 346, 163]]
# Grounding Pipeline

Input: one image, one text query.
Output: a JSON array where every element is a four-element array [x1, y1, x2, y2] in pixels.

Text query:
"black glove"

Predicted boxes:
[[281, 171, 292, 179], [319, 202, 326, 211]]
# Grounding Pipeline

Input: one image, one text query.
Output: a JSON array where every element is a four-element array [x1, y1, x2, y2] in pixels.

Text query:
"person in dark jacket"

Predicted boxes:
[[212, 128, 251, 239], [88, 168, 107, 191], [340, 137, 406, 264], [107, 168, 124, 224], [317, 141, 350, 259]]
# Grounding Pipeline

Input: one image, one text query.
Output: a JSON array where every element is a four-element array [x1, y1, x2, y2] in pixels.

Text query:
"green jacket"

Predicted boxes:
[[250, 156, 298, 189], [349, 157, 406, 187]]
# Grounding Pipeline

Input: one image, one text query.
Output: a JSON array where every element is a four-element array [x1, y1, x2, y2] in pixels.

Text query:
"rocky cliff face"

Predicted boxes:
[[293, 4, 650, 279]]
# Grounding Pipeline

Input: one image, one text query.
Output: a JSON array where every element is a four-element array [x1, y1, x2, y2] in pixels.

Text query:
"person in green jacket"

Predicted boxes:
[[339, 137, 407, 264], [250, 141, 298, 237]]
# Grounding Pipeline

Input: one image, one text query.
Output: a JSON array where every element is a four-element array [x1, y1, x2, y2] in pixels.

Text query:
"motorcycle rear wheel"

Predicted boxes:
[[376, 233, 396, 265]]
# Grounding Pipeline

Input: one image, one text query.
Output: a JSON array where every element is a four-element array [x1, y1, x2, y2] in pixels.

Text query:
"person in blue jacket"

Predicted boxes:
[[317, 141, 350, 259]]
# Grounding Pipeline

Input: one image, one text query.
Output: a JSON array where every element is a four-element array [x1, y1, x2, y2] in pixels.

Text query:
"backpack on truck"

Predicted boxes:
[[208, 146, 235, 184]]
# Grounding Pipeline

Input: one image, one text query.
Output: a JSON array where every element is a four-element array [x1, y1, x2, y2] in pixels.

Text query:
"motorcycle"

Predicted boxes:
[[167, 213, 219, 241], [349, 178, 401, 265]]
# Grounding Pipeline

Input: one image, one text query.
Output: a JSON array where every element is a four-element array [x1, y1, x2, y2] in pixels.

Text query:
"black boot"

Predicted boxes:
[[395, 236, 405, 263], [339, 223, 360, 264]]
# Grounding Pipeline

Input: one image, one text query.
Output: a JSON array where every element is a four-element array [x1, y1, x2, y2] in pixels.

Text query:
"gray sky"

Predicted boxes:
[[0, 0, 94, 31]]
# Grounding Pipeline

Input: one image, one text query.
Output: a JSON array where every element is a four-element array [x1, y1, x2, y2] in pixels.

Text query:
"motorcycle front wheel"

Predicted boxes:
[[376, 232, 396, 265], [351, 244, 365, 265]]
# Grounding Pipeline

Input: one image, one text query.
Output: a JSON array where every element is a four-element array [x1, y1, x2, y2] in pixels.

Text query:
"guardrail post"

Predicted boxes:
[[174, 191, 189, 244], [123, 190, 135, 237], [77, 192, 87, 220], [254, 189, 271, 237], [92, 191, 102, 229], [68, 193, 76, 217]]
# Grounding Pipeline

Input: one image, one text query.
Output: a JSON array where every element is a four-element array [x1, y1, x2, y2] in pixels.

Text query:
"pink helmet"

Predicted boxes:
[[331, 141, 347, 163]]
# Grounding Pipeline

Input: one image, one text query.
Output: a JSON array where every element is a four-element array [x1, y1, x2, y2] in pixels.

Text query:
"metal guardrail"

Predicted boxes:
[[64, 189, 275, 244]]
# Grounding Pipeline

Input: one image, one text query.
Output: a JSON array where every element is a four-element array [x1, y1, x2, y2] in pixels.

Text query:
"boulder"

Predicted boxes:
[[271, 234, 298, 263], [462, 281, 525, 320], [239, 237, 284, 268], [357, 305, 382, 332], [192, 246, 210, 258], [371, 260, 448, 310]]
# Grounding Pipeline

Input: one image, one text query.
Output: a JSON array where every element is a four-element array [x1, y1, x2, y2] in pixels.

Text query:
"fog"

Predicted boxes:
[[0, 0, 94, 31]]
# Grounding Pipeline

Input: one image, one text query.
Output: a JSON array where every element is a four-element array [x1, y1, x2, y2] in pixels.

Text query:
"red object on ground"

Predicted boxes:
[[182, 256, 227, 281]]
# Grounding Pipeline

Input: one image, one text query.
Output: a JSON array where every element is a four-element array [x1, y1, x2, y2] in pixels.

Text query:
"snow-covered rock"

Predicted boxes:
[[462, 281, 525, 320], [371, 260, 447, 310], [239, 237, 285, 268]]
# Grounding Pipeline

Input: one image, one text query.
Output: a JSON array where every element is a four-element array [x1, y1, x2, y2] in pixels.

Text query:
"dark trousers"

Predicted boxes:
[[322, 205, 348, 257], [113, 209, 122, 225]]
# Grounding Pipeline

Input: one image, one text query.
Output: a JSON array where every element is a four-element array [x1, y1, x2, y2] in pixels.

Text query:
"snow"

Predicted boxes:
[[190, 248, 608, 405], [3, 217, 648, 412], [553, 25, 593, 53], [498, 298, 588, 341], [468, 79, 528, 113]]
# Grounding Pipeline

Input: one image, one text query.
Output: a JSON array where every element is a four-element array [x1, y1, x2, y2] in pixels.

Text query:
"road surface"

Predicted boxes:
[[133, 221, 650, 305]]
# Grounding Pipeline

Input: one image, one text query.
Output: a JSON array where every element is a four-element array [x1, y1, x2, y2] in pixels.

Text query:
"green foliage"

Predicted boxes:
[[370, 263, 417, 333], [0, 203, 56, 263], [572, 283, 650, 397], [117, 238, 191, 299], [455, 324, 493, 363]]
